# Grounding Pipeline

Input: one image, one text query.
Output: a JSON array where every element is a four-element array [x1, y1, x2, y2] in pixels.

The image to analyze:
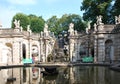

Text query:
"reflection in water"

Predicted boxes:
[[23, 68, 26, 82], [0, 66, 120, 84]]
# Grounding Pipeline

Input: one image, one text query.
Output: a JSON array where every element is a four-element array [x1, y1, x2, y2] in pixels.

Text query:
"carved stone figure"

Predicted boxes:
[[87, 21, 91, 30], [96, 15, 102, 25], [86, 27, 89, 34], [74, 30, 78, 35], [69, 23, 74, 29], [68, 23, 74, 35], [44, 23, 49, 36], [27, 25, 30, 31], [115, 16, 117, 24], [27, 25, 31, 33], [20, 26, 23, 32], [117, 15, 120, 23], [86, 21, 91, 34], [44, 23, 48, 32], [14, 19, 20, 28], [115, 15, 120, 24], [94, 23, 97, 32]]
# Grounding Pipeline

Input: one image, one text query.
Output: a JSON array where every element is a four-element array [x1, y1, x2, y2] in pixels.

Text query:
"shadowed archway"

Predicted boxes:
[[22, 44, 26, 59], [105, 39, 113, 62]]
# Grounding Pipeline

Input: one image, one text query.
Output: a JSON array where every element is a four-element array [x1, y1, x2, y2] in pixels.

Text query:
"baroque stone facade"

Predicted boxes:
[[0, 20, 56, 65], [0, 15, 120, 64], [69, 15, 120, 63]]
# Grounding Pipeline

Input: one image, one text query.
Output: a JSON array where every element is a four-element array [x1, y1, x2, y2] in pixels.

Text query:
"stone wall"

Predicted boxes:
[[0, 21, 56, 65]]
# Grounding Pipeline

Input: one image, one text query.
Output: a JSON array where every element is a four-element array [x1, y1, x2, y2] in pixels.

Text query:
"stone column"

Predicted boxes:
[[40, 38, 44, 62], [69, 67, 75, 84], [29, 39, 32, 59], [97, 36, 104, 62], [13, 41, 20, 64], [38, 43, 40, 62], [77, 40, 81, 61], [12, 68, 21, 84], [69, 38, 74, 62], [73, 39, 79, 62], [19, 41, 23, 64], [45, 40, 49, 62], [94, 37, 97, 63], [97, 67, 105, 84]]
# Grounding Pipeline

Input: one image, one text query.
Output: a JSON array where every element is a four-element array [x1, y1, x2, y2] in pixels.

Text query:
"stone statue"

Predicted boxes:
[[14, 19, 20, 28], [94, 23, 97, 32], [44, 23, 49, 36], [69, 23, 74, 29], [27, 25, 30, 31], [115, 16, 117, 24], [68, 23, 74, 35], [115, 15, 120, 24], [44, 23, 48, 32], [20, 26, 23, 32], [87, 21, 91, 30], [86, 21, 91, 34], [117, 15, 120, 23], [27, 25, 31, 33], [40, 31, 43, 37], [96, 15, 102, 25], [86, 27, 89, 34], [74, 30, 78, 35]]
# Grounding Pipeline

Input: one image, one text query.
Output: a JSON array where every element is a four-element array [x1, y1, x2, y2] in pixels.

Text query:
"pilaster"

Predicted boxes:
[[12, 40, 20, 64]]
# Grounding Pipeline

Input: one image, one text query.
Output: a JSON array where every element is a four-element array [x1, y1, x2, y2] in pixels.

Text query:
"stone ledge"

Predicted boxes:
[[109, 63, 120, 72], [0, 62, 111, 69]]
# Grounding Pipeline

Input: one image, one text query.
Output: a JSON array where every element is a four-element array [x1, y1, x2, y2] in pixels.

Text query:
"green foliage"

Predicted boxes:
[[80, 0, 112, 24], [12, 13, 86, 35], [112, 0, 120, 16], [11, 13, 45, 33], [46, 14, 86, 35], [28, 14, 45, 33], [111, 0, 120, 23], [59, 14, 86, 33], [46, 16, 59, 35], [11, 13, 30, 30]]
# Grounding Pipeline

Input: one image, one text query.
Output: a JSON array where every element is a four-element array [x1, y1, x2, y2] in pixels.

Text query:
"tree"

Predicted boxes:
[[111, 0, 120, 23], [46, 16, 59, 35], [112, 0, 120, 15], [46, 14, 86, 36], [66, 14, 86, 32], [80, 0, 112, 24], [11, 13, 45, 33], [28, 14, 45, 33], [11, 13, 30, 30], [58, 14, 86, 33]]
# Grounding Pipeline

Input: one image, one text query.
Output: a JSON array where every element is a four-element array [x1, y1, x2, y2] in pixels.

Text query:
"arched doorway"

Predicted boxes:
[[32, 45, 39, 63], [22, 44, 26, 59], [105, 39, 114, 62], [79, 42, 86, 58]]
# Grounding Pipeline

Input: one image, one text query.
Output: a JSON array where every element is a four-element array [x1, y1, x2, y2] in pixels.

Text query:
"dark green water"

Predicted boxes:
[[1, 66, 120, 84]]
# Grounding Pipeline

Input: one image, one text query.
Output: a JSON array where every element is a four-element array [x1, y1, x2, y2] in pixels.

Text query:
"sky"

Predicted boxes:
[[0, 0, 83, 28]]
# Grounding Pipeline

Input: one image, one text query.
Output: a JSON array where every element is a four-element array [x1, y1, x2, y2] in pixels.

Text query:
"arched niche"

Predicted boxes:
[[79, 42, 86, 58], [105, 39, 114, 62], [32, 45, 39, 63], [22, 44, 26, 59]]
